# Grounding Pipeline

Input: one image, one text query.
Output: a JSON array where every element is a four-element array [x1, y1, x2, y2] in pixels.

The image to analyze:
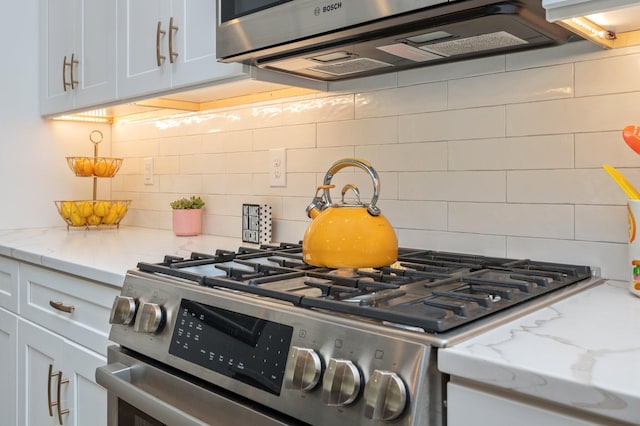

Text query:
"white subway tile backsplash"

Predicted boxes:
[[202, 130, 253, 153], [575, 52, 640, 97], [355, 82, 447, 119], [449, 64, 573, 109], [253, 124, 316, 150], [398, 229, 507, 257], [449, 135, 574, 170], [398, 55, 506, 86], [449, 202, 574, 239], [282, 95, 354, 125], [575, 204, 626, 243], [355, 142, 447, 172], [384, 200, 447, 231], [507, 169, 627, 204], [575, 131, 640, 168], [507, 92, 640, 136], [318, 117, 397, 147], [399, 171, 506, 202], [399, 106, 505, 143], [111, 41, 640, 279]]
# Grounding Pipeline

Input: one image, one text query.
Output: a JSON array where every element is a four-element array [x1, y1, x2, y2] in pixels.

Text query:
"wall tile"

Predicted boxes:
[[159, 135, 202, 156], [507, 169, 628, 204], [449, 202, 574, 239], [397, 229, 507, 257], [355, 82, 447, 118], [576, 52, 640, 97], [202, 130, 253, 153], [574, 131, 640, 168], [286, 147, 355, 173], [448, 64, 573, 109], [356, 142, 447, 172], [158, 174, 203, 195], [449, 135, 574, 170], [575, 204, 626, 243], [398, 55, 506, 86], [507, 92, 640, 136], [253, 124, 316, 150], [399, 171, 506, 202], [318, 117, 398, 147], [384, 200, 447, 231], [282, 95, 354, 125], [399, 106, 505, 143]]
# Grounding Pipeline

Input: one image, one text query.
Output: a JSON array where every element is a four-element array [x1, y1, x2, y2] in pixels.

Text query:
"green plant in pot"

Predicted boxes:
[[170, 196, 205, 236]]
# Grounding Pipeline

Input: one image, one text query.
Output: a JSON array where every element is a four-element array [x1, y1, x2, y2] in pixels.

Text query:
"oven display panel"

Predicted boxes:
[[169, 299, 293, 395]]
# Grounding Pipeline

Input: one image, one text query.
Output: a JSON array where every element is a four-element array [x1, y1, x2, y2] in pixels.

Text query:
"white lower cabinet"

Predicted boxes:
[[18, 315, 107, 426], [447, 382, 602, 426], [0, 308, 18, 426], [0, 258, 117, 426]]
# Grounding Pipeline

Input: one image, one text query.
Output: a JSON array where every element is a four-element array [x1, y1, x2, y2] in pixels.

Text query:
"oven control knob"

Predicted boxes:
[[284, 347, 322, 392], [133, 302, 164, 333], [109, 296, 137, 325], [321, 358, 361, 406], [364, 370, 407, 421]]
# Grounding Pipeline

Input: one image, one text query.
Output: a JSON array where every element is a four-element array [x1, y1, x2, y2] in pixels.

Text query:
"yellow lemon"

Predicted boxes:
[[73, 158, 94, 177], [94, 201, 111, 217], [112, 202, 128, 220], [69, 212, 86, 226], [102, 210, 118, 225], [76, 201, 93, 217], [94, 159, 117, 177], [87, 214, 102, 226], [59, 201, 76, 219]]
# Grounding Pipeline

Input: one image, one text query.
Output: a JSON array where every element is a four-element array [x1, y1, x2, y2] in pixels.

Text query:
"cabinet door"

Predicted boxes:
[[0, 308, 18, 426], [40, 0, 116, 115], [18, 320, 66, 426], [39, 0, 75, 114], [170, 0, 243, 88], [18, 320, 107, 426], [117, 0, 172, 98], [72, 0, 117, 110]]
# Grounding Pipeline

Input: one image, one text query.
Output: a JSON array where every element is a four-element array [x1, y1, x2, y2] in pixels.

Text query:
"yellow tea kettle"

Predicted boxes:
[[302, 158, 398, 269]]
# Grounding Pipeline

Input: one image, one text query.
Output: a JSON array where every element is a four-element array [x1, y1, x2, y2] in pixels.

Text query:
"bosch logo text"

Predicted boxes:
[[320, 2, 342, 13]]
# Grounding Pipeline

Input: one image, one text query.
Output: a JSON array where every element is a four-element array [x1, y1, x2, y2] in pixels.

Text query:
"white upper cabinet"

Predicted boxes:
[[117, 0, 244, 99], [39, 0, 117, 115]]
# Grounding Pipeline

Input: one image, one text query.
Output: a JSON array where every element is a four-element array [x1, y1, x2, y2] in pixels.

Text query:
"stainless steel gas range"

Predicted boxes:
[[96, 243, 602, 426]]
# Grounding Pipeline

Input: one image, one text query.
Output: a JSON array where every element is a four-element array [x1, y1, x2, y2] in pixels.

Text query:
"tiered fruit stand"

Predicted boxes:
[[55, 130, 131, 229]]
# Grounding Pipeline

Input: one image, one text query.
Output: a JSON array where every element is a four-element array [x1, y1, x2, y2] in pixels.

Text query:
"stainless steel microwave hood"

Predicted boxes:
[[216, 0, 577, 81]]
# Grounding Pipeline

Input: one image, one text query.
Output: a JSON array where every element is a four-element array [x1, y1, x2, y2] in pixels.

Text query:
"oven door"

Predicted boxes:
[[95, 346, 301, 426]]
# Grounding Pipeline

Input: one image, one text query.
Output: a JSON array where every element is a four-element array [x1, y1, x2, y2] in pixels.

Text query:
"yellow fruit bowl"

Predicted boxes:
[[66, 157, 123, 178], [54, 200, 131, 228]]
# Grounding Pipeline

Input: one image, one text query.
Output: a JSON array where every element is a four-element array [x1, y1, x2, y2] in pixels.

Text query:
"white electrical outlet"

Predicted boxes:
[[269, 148, 286, 187], [144, 157, 154, 185]]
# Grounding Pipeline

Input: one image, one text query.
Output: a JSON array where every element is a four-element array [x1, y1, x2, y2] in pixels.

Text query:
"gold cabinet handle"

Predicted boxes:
[[168, 17, 179, 63], [156, 21, 166, 66], [48, 364, 70, 425], [62, 55, 79, 91], [49, 300, 75, 314], [69, 53, 78, 90]]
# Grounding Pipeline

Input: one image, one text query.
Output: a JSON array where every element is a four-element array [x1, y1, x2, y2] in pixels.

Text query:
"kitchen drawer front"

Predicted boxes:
[[19, 263, 118, 356], [0, 256, 19, 314]]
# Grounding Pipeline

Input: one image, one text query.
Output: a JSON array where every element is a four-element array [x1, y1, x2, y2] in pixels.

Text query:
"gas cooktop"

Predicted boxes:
[[135, 242, 594, 334]]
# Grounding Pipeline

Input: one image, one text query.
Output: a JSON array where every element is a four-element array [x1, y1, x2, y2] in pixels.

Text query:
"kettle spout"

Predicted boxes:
[[306, 205, 321, 219]]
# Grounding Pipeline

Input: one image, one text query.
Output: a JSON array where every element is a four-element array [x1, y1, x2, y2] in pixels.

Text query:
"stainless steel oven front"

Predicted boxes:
[[96, 345, 298, 426]]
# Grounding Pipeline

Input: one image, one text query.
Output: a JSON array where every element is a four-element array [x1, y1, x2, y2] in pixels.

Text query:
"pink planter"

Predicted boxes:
[[172, 209, 203, 236]]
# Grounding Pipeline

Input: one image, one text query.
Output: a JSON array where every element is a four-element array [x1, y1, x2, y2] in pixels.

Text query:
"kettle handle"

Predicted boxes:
[[323, 158, 381, 216]]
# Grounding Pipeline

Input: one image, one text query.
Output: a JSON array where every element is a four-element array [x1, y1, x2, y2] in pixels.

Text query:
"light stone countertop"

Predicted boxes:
[[1, 226, 636, 423], [438, 280, 640, 425], [0, 226, 244, 287]]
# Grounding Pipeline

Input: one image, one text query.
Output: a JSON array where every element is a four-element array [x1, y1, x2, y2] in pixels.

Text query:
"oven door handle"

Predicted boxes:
[[96, 363, 210, 426]]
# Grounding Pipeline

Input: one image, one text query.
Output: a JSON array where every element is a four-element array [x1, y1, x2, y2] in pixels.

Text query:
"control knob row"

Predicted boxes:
[[284, 346, 407, 421], [109, 295, 164, 333]]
